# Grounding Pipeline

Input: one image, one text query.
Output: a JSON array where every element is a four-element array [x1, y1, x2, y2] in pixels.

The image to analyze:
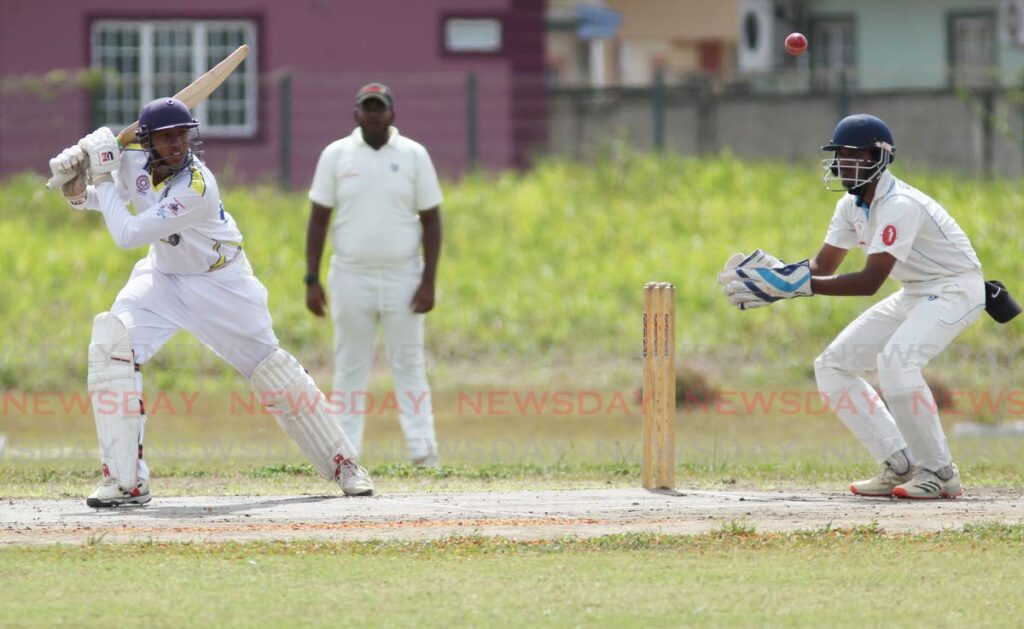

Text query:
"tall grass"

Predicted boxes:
[[2, 152, 1021, 391]]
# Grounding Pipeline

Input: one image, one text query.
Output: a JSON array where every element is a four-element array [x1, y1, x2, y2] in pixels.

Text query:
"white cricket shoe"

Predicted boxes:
[[893, 465, 962, 500], [334, 457, 374, 496], [86, 476, 151, 508], [850, 463, 913, 497]]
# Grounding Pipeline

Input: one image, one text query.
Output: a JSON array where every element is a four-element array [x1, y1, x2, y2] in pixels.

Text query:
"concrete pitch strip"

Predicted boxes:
[[2, 488, 1023, 545]]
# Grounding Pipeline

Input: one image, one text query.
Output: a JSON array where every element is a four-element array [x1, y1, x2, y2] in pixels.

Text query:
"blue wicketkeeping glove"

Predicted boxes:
[[720, 256, 813, 309]]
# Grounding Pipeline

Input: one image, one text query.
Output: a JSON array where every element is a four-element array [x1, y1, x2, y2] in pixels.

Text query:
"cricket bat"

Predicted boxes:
[[46, 44, 249, 190]]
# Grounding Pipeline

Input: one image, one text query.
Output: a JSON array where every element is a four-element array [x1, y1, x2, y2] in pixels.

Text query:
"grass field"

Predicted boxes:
[[2, 154, 1023, 392], [2, 526, 1023, 627], [3, 156, 1023, 626]]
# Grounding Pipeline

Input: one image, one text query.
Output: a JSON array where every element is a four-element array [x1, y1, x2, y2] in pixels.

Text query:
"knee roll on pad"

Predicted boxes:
[[251, 349, 358, 479], [88, 312, 142, 488]]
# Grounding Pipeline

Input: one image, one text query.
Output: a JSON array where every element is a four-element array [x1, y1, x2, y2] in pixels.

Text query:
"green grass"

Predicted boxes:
[[1, 526, 1023, 627], [3, 458, 1023, 498], [2, 153, 1023, 392]]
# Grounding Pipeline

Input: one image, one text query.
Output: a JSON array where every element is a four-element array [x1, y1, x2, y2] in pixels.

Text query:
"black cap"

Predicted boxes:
[[355, 82, 394, 109]]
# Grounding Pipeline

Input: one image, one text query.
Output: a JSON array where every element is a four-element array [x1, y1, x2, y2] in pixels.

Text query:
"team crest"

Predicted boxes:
[[882, 224, 898, 246], [136, 175, 150, 192]]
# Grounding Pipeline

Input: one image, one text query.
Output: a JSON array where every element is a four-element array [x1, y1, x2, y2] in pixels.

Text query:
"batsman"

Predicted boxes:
[[719, 114, 1007, 500], [49, 98, 374, 506]]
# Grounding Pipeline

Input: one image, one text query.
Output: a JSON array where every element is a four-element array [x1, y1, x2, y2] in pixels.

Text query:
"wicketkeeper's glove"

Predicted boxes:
[[721, 258, 813, 309]]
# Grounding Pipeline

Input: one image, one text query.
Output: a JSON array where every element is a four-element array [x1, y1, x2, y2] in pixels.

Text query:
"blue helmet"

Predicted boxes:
[[135, 97, 198, 142], [820, 114, 895, 192]]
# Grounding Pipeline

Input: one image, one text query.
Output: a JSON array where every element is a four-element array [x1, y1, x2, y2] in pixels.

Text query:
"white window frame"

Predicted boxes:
[[91, 20, 257, 137], [444, 18, 503, 53]]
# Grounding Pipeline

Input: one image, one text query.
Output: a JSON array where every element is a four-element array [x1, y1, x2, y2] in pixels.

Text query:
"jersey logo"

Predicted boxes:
[[136, 175, 150, 192], [162, 234, 182, 247], [882, 224, 898, 246]]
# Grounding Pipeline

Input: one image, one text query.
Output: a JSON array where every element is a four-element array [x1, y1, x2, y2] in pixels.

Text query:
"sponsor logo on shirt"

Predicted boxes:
[[136, 175, 150, 192], [165, 198, 183, 215], [162, 233, 182, 247], [882, 224, 898, 246]]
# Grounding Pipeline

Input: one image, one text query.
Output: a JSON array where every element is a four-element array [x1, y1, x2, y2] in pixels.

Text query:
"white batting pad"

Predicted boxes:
[[251, 349, 359, 480], [87, 312, 142, 488]]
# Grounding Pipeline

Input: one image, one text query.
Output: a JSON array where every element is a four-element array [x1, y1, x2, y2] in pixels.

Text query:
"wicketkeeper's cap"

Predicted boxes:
[[355, 82, 394, 110]]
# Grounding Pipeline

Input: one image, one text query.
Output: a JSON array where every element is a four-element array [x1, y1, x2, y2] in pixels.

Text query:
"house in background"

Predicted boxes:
[[549, 0, 1024, 92], [547, 0, 739, 86], [0, 0, 546, 185], [737, 0, 1024, 92]]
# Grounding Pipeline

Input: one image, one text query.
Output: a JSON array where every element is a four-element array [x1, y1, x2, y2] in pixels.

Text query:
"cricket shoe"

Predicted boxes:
[[893, 465, 962, 500], [850, 463, 913, 497], [86, 476, 151, 508], [334, 456, 374, 496]]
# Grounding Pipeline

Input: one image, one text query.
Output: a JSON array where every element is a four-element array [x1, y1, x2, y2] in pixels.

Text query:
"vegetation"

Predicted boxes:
[[2, 526, 1023, 627], [3, 153, 1022, 392]]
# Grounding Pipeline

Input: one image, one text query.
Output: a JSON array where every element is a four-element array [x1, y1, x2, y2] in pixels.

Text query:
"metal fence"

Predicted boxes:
[[3, 68, 1024, 185]]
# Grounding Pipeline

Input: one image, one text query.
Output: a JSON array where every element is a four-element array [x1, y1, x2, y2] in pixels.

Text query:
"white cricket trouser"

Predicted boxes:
[[105, 253, 279, 479], [111, 253, 279, 377], [814, 272, 985, 471], [327, 259, 436, 460]]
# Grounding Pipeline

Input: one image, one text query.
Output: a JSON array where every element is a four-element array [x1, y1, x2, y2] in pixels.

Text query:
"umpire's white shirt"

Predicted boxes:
[[308, 127, 443, 270], [824, 171, 981, 286]]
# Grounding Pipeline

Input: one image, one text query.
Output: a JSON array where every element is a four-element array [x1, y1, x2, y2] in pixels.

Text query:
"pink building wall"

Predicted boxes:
[[0, 0, 546, 185]]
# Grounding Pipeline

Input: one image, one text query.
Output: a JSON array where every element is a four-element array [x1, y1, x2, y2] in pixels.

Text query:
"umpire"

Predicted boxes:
[[305, 83, 443, 467]]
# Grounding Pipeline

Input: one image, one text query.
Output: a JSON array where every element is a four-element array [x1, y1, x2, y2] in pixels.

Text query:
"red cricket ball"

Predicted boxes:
[[785, 32, 808, 56]]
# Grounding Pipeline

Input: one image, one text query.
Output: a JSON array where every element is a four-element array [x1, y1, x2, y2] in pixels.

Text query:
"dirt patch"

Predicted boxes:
[[2, 488, 1022, 545]]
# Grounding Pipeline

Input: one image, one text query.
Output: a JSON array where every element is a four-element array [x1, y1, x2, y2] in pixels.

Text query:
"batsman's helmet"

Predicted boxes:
[[820, 114, 895, 192], [135, 98, 199, 143]]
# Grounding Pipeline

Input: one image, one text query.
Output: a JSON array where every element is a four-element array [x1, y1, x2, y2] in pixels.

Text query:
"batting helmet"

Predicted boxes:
[[135, 98, 199, 142], [821, 114, 895, 192]]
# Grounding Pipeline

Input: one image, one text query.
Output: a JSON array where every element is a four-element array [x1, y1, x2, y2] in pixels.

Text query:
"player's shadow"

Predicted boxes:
[[76, 495, 349, 520], [645, 487, 685, 497]]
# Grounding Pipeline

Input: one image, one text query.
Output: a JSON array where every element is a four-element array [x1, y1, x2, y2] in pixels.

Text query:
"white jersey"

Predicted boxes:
[[308, 127, 443, 270], [823, 171, 981, 285], [84, 145, 243, 275]]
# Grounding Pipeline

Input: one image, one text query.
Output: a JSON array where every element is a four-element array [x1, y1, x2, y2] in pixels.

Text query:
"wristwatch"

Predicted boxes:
[[303, 274, 319, 286]]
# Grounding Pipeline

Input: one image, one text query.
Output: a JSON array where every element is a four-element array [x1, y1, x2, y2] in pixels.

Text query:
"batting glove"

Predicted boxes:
[[49, 145, 89, 208], [78, 127, 121, 185]]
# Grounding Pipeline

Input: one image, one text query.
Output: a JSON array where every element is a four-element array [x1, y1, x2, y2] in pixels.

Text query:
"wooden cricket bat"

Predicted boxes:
[[46, 44, 249, 190]]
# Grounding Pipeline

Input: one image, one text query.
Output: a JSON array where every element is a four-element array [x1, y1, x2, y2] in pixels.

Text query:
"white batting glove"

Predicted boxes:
[[48, 145, 89, 207], [49, 145, 87, 178], [61, 162, 89, 209], [78, 127, 121, 185]]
